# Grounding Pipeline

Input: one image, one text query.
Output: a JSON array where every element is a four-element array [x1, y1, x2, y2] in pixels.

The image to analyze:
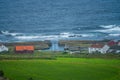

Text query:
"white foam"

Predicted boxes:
[[100, 25, 116, 28], [109, 34, 120, 37], [60, 32, 94, 38], [15, 36, 40, 40], [14, 32, 96, 41], [1, 31, 22, 36], [15, 35, 59, 40], [80, 34, 94, 37], [41, 35, 59, 40], [97, 25, 120, 33], [60, 32, 74, 38]]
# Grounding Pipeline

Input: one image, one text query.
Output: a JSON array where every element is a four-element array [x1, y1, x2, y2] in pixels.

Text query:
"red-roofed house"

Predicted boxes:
[[88, 40, 120, 54], [88, 44, 109, 54], [107, 40, 116, 46]]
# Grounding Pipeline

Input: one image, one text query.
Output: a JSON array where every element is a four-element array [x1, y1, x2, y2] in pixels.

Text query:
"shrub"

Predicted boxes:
[[28, 77, 33, 80], [62, 51, 68, 54], [0, 70, 4, 77]]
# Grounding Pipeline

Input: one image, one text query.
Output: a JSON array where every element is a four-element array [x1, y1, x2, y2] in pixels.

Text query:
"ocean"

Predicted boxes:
[[0, 0, 120, 42]]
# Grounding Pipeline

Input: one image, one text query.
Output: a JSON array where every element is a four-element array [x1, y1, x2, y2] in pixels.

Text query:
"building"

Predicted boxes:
[[106, 40, 120, 53], [15, 46, 34, 53], [117, 42, 120, 46], [0, 45, 8, 52], [88, 40, 120, 54], [107, 40, 116, 46], [108, 45, 120, 53], [88, 44, 109, 54], [64, 46, 81, 54]]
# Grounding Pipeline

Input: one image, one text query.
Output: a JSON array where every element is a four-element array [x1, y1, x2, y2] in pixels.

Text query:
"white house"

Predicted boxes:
[[88, 40, 120, 54], [88, 44, 109, 54], [64, 46, 81, 54], [118, 42, 120, 46], [101, 45, 110, 53], [0, 45, 9, 52], [108, 45, 120, 53]]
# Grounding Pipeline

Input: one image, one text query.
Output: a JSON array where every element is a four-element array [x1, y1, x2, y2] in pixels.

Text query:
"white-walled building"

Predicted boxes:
[[0, 45, 8, 52], [88, 40, 120, 54], [118, 42, 120, 46], [88, 44, 109, 54], [108, 45, 120, 53]]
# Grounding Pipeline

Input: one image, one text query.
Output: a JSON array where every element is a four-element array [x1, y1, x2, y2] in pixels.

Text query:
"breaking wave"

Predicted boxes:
[[15, 35, 59, 40], [14, 32, 95, 41], [0, 30, 23, 36], [109, 34, 120, 37], [100, 25, 116, 29], [97, 25, 120, 33], [1, 25, 120, 42], [59, 32, 94, 38]]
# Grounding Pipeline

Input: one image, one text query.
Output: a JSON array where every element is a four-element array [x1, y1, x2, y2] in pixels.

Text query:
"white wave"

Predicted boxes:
[[60, 32, 74, 38], [109, 34, 120, 37], [15, 35, 59, 40], [15, 32, 96, 41], [15, 36, 40, 39], [60, 32, 94, 38], [16, 32, 73, 40], [100, 25, 116, 28], [80, 34, 94, 37], [41, 35, 59, 40], [1, 31, 22, 36], [97, 25, 120, 33]]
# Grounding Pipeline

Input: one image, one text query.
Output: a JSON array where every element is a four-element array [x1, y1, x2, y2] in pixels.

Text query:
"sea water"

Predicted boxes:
[[0, 0, 120, 42]]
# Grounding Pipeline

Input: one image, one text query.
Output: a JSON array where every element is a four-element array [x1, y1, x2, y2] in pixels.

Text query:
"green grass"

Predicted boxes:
[[1, 51, 120, 60], [0, 58, 120, 80]]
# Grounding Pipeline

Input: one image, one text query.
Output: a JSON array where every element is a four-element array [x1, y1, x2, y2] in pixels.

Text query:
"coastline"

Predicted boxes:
[[59, 39, 109, 47], [0, 39, 111, 51], [0, 40, 51, 50]]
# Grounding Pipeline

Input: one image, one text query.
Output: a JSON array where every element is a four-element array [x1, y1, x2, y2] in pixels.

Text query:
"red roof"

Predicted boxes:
[[91, 44, 104, 48], [15, 46, 34, 51], [107, 41, 116, 46]]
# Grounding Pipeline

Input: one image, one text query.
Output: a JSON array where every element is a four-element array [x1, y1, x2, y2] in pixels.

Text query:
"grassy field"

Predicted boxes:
[[0, 58, 120, 80], [0, 51, 120, 60]]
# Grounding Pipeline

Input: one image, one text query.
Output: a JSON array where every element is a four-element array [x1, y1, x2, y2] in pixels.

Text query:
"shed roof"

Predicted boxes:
[[15, 46, 34, 51]]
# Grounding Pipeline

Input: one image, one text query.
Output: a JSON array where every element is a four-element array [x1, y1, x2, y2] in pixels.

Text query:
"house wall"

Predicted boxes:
[[116, 50, 120, 53], [118, 43, 120, 46], [89, 48, 103, 53], [0, 45, 8, 52], [15, 50, 34, 53], [88, 45, 110, 54], [89, 48, 99, 53], [101, 45, 110, 54]]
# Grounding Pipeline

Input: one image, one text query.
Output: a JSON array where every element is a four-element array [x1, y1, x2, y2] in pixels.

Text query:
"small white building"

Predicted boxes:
[[108, 45, 120, 53], [0, 45, 9, 52], [88, 40, 120, 54], [64, 46, 81, 54], [88, 44, 109, 54], [118, 42, 120, 46]]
